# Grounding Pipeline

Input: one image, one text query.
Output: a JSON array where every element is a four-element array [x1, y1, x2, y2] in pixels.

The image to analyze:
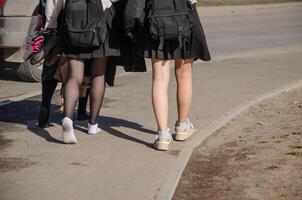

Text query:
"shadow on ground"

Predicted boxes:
[[0, 98, 155, 149], [0, 98, 155, 171]]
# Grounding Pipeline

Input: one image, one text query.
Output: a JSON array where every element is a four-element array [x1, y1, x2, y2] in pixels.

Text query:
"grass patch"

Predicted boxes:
[[198, 0, 302, 6]]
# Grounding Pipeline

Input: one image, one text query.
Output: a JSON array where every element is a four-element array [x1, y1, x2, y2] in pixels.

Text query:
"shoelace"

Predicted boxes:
[[31, 35, 44, 55]]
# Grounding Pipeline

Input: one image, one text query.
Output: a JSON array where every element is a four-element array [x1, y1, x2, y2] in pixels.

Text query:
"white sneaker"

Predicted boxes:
[[154, 129, 173, 151], [88, 123, 102, 135], [62, 117, 78, 144], [175, 119, 194, 141]]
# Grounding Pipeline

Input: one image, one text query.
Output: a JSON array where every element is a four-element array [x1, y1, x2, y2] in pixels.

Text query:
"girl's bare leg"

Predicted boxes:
[[151, 59, 171, 132], [175, 59, 193, 123]]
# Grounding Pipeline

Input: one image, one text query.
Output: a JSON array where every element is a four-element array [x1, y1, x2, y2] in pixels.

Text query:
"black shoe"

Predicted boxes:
[[38, 106, 50, 128]]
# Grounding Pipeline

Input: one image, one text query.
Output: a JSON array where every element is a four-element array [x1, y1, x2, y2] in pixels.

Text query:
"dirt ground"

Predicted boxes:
[[173, 88, 302, 200]]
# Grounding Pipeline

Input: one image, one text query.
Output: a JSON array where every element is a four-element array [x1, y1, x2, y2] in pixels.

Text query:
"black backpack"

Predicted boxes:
[[148, 0, 193, 50], [64, 0, 106, 48]]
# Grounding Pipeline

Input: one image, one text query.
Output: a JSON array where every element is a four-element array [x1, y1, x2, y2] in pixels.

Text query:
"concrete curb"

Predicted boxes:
[[155, 79, 302, 200]]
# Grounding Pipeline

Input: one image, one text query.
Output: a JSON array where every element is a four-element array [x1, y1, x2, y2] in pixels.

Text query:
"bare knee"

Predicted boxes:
[[175, 59, 193, 80], [68, 76, 83, 87], [152, 59, 170, 83], [153, 71, 170, 83]]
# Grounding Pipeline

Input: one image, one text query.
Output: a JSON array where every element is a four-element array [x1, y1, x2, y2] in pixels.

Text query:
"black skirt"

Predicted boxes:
[[61, 6, 121, 59], [141, 5, 211, 61]]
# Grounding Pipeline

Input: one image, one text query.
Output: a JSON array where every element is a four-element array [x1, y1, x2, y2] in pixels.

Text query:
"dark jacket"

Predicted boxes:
[[105, 0, 146, 86], [123, 0, 147, 42]]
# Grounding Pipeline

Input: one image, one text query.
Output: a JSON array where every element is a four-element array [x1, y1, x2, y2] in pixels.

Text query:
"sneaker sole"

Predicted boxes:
[[154, 142, 170, 151], [175, 129, 194, 141], [87, 131, 101, 135]]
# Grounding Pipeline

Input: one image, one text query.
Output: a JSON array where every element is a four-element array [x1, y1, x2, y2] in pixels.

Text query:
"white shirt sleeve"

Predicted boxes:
[[45, 0, 64, 29], [189, 0, 198, 4]]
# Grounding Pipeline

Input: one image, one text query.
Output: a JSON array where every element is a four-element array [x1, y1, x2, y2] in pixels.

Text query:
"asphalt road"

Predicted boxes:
[[200, 3, 302, 58]]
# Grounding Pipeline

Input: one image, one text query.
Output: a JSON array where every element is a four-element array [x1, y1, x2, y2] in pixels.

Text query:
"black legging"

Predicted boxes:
[[41, 79, 58, 108], [78, 87, 90, 118], [38, 79, 58, 126], [64, 57, 107, 125]]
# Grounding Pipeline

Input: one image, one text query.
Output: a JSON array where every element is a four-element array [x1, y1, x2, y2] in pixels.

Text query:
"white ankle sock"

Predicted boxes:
[[62, 117, 78, 144], [88, 123, 101, 135]]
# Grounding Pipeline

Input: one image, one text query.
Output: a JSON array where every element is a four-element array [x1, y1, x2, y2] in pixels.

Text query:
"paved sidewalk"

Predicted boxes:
[[0, 49, 302, 200], [1, 3, 302, 200]]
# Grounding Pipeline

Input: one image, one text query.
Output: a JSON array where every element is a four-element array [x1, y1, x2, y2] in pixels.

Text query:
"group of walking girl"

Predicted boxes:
[[35, 0, 210, 151]]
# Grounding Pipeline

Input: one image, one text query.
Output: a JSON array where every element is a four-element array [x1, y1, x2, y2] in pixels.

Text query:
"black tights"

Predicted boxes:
[[41, 79, 58, 108], [78, 87, 90, 117], [64, 57, 108, 125], [38, 79, 58, 127]]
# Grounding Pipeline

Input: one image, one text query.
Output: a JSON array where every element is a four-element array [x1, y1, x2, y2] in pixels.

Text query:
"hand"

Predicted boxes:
[[35, 14, 44, 31]]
